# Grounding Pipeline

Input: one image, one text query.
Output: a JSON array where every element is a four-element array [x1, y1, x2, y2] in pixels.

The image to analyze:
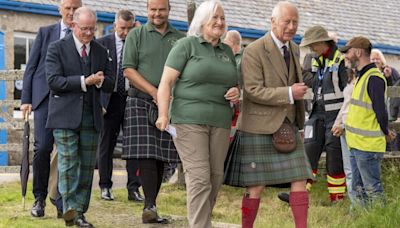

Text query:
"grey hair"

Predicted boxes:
[[73, 6, 97, 23], [114, 9, 135, 23], [271, 1, 298, 21], [187, 0, 226, 37], [60, 0, 82, 7], [225, 30, 242, 46]]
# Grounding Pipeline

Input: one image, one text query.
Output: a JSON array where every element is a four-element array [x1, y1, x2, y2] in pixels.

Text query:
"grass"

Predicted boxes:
[[1, 161, 400, 228]]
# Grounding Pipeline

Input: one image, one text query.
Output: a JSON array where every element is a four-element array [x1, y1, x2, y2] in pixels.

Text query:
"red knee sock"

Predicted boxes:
[[289, 191, 309, 228], [241, 195, 260, 228]]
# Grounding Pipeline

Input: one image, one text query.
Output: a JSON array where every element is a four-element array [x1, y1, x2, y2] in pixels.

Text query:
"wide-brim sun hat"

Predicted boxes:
[[300, 25, 333, 47]]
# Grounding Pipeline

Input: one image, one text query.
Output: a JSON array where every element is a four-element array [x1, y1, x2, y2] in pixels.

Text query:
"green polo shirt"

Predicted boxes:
[[123, 22, 184, 86], [165, 36, 238, 129], [235, 50, 243, 86]]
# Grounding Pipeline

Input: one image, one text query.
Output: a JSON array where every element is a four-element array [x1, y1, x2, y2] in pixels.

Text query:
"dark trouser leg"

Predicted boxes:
[[98, 94, 125, 189], [304, 117, 325, 176], [325, 121, 346, 201], [139, 159, 164, 208], [32, 98, 54, 200], [126, 159, 141, 192]]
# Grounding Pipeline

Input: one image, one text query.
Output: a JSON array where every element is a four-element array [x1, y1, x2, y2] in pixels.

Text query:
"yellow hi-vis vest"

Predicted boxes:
[[345, 67, 387, 152], [311, 49, 345, 112]]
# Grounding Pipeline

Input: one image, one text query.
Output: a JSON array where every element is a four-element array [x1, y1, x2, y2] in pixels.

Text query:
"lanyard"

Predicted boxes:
[[317, 59, 330, 82]]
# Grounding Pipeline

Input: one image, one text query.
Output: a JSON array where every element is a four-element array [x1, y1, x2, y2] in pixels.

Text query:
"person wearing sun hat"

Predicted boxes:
[[300, 25, 348, 203]]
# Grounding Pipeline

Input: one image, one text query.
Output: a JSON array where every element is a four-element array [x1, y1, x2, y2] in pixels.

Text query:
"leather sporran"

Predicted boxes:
[[272, 122, 297, 153], [148, 105, 158, 127]]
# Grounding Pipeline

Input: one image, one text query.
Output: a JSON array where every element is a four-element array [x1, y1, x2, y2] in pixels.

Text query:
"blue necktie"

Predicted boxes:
[[117, 41, 126, 96]]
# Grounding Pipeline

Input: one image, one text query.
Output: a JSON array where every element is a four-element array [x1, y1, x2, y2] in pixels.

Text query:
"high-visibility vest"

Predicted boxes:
[[311, 49, 345, 112], [345, 67, 387, 152]]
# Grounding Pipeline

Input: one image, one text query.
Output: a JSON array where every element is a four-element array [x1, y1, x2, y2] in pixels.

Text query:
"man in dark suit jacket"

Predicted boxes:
[[20, 0, 82, 218], [46, 7, 114, 227], [96, 10, 144, 202]]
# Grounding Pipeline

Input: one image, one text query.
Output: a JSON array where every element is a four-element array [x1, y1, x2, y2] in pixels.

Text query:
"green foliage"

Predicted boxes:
[[1, 161, 400, 228]]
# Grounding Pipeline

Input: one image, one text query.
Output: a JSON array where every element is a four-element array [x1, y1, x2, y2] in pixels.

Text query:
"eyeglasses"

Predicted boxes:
[[75, 24, 97, 33]]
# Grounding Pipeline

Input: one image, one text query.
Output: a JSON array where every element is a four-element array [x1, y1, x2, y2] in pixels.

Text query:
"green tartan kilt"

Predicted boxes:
[[224, 130, 315, 187]]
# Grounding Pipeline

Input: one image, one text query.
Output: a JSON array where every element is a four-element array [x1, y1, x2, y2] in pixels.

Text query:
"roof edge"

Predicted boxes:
[[2, 0, 400, 55]]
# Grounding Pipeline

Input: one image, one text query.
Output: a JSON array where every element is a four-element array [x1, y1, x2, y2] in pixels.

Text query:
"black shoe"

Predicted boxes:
[[50, 198, 63, 219], [57, 210, 63, 219], [63, 208, 77, 226], [31, 198, 45, 217], [277, 192, 290, 204], [75, 214, 94, 228], [142, 205, 169, 224], [101, 188, 114, 200], [128, 190, 144, 202]]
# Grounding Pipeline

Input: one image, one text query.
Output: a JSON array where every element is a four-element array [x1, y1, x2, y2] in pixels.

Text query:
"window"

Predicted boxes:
[[13, 32, 36, 100]]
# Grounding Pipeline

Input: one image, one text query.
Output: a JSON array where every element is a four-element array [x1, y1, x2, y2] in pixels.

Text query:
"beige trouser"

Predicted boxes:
[[48, 147, 59, 200], [172, 124, 230, 228]]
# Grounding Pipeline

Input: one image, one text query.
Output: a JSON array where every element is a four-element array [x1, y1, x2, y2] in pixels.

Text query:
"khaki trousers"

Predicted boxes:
[[173, 124, 230, 228]]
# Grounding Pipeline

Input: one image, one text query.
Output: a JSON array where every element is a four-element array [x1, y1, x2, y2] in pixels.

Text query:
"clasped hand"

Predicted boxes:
[[85, 71, 104, 86]]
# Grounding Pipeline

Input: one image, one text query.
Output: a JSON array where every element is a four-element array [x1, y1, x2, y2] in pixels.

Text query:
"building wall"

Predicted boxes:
[[0, 9, 109, 70]]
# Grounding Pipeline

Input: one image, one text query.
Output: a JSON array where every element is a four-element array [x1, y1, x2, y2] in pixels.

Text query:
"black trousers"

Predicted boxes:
[[139, 159, 164, 208], [304, 112, 344, 175], [98, 93, 141, 191], [32, 96, 55, 200]]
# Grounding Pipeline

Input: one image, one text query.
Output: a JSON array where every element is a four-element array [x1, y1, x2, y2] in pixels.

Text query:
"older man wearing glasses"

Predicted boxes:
[[45, 6, 114, 227]]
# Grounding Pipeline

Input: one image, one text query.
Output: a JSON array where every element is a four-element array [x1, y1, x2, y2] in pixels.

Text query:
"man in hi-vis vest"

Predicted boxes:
[[341, 36, 396, 208]]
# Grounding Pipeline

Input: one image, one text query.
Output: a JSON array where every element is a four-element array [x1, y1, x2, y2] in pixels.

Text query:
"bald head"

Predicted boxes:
[[224, 30, 242, 54]]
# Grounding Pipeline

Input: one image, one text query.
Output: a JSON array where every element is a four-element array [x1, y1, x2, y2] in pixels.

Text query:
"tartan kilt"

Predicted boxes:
[[122, 97, 179, 163], [224, 130, 314, 187]]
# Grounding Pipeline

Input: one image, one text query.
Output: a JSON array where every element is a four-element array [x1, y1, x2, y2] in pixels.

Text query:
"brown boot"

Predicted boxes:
[[241, 195, 260, 228]]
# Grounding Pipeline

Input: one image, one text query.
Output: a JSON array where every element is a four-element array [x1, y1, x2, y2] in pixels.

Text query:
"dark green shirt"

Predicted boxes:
[[235, 50, 243, 86], [123, 22, 185, 86], [165, 36, 238, 129]]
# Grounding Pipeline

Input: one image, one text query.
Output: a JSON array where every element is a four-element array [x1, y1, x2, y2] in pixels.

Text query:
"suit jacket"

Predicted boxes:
[[97, 33, 129, 110], [21, 23, 60, 110], [45, 34, 114, 131], [237, 33, 305, 134]]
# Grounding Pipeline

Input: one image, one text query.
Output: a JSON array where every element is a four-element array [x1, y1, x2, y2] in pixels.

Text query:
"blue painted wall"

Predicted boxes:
[[0, 30, 8, 165]]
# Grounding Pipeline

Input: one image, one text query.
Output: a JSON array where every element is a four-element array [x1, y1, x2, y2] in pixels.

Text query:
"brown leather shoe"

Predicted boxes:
[[63, 208, 76, 226], [142, 205, 169, 224]]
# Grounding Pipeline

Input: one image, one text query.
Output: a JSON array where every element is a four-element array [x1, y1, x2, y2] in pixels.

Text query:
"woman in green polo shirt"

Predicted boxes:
[[156, 1, 239, 227]]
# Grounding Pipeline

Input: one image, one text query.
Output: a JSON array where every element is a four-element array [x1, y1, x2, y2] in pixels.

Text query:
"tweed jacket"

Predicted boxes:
[[237, 33, 305, 134]]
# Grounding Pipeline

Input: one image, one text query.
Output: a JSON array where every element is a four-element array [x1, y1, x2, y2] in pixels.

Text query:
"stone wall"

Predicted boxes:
[[0, 10, 110, 165]]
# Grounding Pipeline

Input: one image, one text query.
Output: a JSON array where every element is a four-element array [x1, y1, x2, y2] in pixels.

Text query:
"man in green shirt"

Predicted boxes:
[[121, 0, 184, 224]]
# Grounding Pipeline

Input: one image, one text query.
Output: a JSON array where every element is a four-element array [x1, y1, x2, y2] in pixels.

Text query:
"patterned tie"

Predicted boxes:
[[282, 45, 290, 72], [117, 41, 126, 96], [81, 44, 87, 58], [65, 28, 71, 35]]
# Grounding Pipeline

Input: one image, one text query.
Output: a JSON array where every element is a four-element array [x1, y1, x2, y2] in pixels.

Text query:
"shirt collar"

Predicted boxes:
[[145, 22, 174, 35], [114, 32, 123, 43], [271, 30, 289, 50], [357, 63, 377, 78], [196, 36, 224, 49], [60, 20, 69, 32], [72, 33, 91, 55]]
